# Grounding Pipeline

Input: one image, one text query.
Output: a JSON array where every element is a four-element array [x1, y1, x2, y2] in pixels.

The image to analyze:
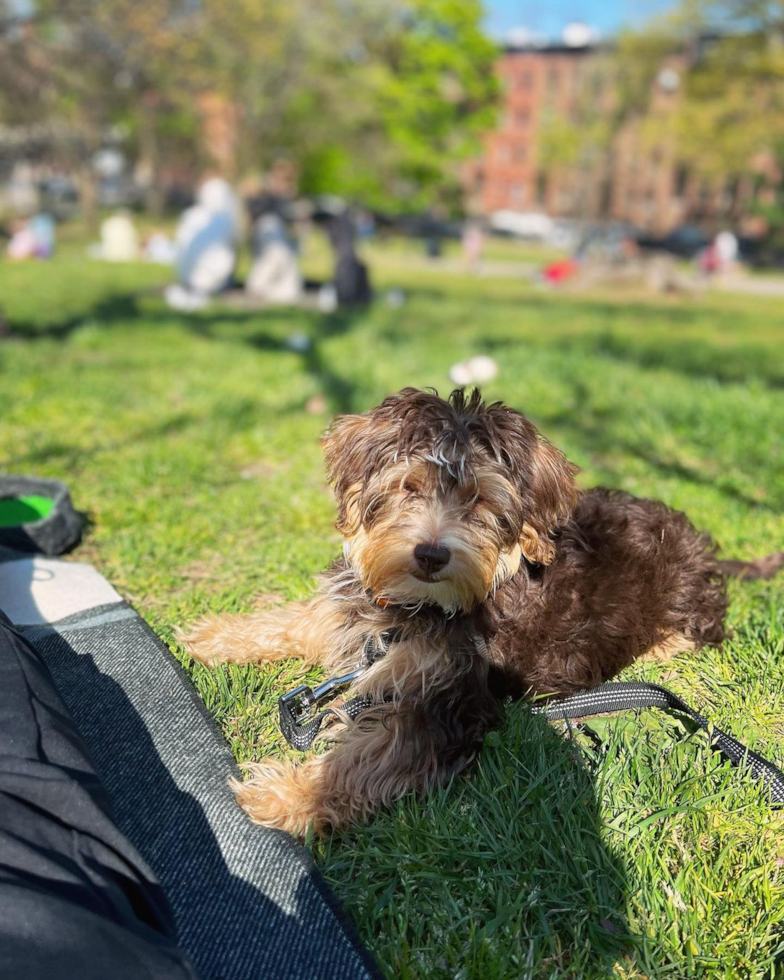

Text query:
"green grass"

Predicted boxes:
[[0, 244, 782, 979], [365, 233, 566, 267]]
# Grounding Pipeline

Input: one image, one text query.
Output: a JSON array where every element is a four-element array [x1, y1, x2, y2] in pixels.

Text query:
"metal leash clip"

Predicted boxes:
[[278, 629, 399, 750], [279, 667, 368, 724]]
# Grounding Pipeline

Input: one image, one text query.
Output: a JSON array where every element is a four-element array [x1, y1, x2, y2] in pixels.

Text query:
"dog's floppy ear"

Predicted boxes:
[[323, 414, 371, 534], [323, 389, 427, 532], [482, 402, 578, 565], [518, 439, 579, 565], [322, 410, 399, 534]]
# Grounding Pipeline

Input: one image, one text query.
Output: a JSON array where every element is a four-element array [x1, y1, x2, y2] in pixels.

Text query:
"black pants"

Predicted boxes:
[[0, 609, 198, 979]]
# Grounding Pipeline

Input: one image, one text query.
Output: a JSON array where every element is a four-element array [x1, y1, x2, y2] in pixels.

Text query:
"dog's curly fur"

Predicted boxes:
[[180, 387, 778, 836]]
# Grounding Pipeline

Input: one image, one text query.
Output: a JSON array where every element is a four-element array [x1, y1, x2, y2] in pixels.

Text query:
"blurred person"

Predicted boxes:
[[698, 240, 721, 279], [246, 213, 302, 304], [170, 177, 241, 305], [29, 214, 56, 258], [99, 212, 139, 262], [715, 229, 739, 270], [542, 256, 579, 286], [328, 211, 372, 307], [355, 209, 376, 242], [462, 220, 485, 272], [6, 214, 55, 261], [144, 231, 177, 265], [6, 219, 35, 260]]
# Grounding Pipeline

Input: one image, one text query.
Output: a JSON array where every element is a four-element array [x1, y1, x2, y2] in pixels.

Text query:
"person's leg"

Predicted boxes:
[[0, 609, 198, 979]]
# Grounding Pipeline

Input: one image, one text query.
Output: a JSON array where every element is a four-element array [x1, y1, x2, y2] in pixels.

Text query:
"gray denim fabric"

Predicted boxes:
[[14, 596, 378, 980]]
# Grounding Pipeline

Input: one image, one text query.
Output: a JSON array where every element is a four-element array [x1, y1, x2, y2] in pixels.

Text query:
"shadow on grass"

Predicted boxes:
[[2, 288, 370, 416], [377, 286, 784, 389], [4, 411, 201, 470], [3, 291, 145, 340], [5, 281, 783, 395], [477, 328, 784, 392], [568, 330, 784, 390], [528, 379, 780, 513], [317, 706, 642, 978]]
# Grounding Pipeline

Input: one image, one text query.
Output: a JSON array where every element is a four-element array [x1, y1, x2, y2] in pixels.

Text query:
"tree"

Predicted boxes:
[[0, 0, 499, 216], [614, 1, 784, 226], [192, 0, 498, 213], [333, 0, 498, 212]]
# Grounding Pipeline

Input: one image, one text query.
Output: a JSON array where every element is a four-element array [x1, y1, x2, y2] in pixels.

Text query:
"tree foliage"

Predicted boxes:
[[536, 0, 784, 230], [615, 1, 784, 182], [0, 0, 499, 214]]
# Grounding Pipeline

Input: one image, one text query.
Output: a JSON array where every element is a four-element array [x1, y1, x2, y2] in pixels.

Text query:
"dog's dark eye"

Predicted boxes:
[[363, 497, 384, 522], [497, 514, 517, 539], [402, 480, 420, 496]]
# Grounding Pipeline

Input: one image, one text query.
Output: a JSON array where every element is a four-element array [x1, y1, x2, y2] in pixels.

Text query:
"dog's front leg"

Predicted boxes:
[[178, 593, 348, 668], [230, 708, 440, 835], [233, 671, 498, 836]]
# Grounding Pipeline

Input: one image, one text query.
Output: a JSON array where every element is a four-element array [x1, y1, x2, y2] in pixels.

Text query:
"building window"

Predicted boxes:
[[674, 166, 688, 197], [513, 144, 528, 164], [510, 182, 526, 203], [516, 108, 530, 127], [519, 70, 534, 91]]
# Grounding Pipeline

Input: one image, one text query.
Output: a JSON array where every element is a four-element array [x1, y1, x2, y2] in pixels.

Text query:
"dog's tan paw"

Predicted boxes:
[[176, 614, 259, 666], [231, 760, 332, 837], [176, 613, 286, 666], [176, 616, 229, 666]]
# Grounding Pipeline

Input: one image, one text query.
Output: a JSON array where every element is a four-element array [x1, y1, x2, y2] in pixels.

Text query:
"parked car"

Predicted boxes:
[[575, 222, 645, 262], [636, 225, 709, 258], [489, 210, 553, 241]]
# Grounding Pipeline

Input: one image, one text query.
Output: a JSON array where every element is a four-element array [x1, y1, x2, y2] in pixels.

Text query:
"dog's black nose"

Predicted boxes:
[[414, 543, 451, 575]]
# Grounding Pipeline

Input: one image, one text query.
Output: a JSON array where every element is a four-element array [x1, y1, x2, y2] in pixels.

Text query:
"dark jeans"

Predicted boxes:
[[0, 609, 198, 979]]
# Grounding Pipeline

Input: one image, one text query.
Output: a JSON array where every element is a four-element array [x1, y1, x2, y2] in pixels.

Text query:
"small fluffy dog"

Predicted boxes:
[[181, 387, 778, 836]]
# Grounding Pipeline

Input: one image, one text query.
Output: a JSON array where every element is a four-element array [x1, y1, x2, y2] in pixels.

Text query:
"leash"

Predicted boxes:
[[537, 681, 784, 806], [278, 630, 395, 752], [279, 642, 784, 806]]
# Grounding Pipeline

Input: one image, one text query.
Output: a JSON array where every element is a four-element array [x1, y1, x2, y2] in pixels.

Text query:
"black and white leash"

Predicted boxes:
[[537, 680, 784, 806], [278, 631, 394, 752], [279, 642, 784, 806]]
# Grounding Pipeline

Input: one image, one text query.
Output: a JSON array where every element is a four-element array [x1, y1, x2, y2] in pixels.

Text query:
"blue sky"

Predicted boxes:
[[484, 0, 674, 41]]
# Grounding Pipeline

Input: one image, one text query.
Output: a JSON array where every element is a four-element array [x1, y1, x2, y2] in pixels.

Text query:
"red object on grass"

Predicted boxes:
[[543, 258, 579, 283]]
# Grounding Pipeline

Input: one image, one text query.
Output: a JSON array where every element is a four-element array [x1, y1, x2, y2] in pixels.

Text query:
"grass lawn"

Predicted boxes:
[[0, 243, 782, 978]]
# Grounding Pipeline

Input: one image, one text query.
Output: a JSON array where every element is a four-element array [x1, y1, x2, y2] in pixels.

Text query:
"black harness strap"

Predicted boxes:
[[279, 691, 377, 752]]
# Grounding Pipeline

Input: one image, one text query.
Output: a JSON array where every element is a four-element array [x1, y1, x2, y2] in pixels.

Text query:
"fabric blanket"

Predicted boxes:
[[0, 548, 378, 980]]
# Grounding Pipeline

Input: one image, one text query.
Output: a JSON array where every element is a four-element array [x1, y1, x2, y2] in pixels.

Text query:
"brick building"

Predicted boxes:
[[466, 41, 596, 218], [467, 33, 768, 235]]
